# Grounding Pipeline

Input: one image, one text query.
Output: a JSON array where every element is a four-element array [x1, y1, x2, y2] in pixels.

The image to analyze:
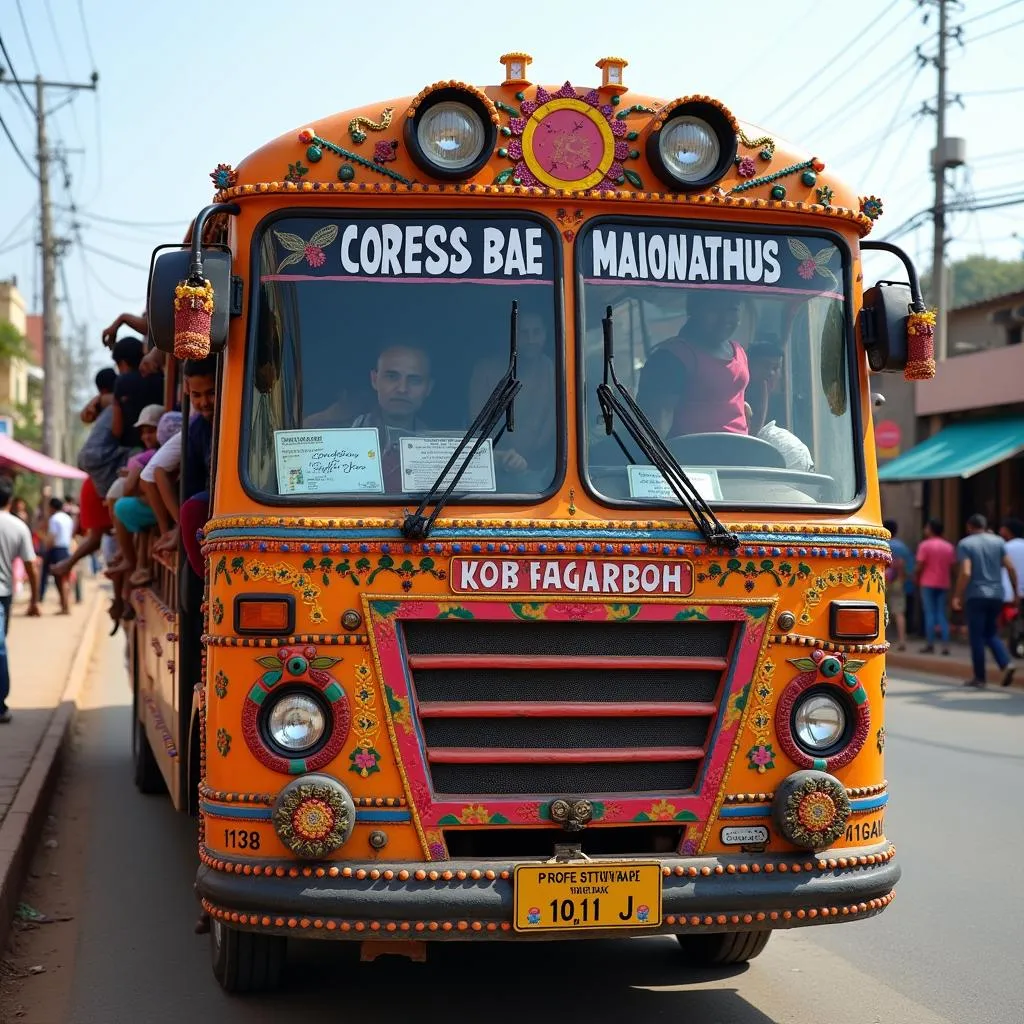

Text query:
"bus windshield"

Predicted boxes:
[[244, 213, 561, 502], [579, 222, 858, 508]]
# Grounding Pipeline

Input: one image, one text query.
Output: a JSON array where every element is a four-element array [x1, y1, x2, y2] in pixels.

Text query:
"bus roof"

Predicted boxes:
[[215, 59, 878, 237]]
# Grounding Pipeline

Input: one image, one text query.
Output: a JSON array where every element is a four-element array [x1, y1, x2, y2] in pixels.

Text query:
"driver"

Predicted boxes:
[[350, 344, 433, 434], [636, 290, 749, 438]]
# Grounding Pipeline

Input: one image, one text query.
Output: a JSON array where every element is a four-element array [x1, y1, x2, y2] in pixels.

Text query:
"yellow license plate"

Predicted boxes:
[[513, 861, 663, 932]]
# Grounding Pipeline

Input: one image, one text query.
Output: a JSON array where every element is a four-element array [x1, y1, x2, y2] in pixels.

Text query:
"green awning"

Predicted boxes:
[[878, 417, 1024, 482]]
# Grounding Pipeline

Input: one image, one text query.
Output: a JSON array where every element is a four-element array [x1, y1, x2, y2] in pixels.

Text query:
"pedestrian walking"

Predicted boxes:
[[953, 514, 1019, 688], [883, 519, 909, 650], [39, 497, 73, 613], [0, 477, 41, 722], [915, 518, 957, 655]]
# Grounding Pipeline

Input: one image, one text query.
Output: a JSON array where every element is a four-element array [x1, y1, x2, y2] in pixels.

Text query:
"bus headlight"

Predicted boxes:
[[266, 692, 327, 754], [793, 691, 847, 753], [647, 100, 738, 192], [406, 87, 496, 180]]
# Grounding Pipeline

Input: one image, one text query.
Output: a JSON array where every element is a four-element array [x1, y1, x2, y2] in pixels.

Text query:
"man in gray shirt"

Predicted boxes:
[[0, 476, 41, 722], [953, 513, 1018, 688]]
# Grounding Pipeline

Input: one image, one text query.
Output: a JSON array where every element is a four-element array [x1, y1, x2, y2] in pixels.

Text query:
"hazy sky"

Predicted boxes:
[[0, 0, 1020, 364]]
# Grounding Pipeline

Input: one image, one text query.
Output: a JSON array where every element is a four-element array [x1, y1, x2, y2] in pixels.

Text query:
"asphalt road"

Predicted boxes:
[[5, 633, 1024, 1024]]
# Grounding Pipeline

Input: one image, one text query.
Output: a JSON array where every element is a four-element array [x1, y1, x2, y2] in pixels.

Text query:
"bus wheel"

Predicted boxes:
[[132, 706, 165, 795], [210, 917, 287, 993], [676, 930, 771, 966]]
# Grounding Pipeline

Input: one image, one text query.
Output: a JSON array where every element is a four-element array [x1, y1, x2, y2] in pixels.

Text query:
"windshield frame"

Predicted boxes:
[[574, 214, 867, 516], [238, 206, 567, 508]]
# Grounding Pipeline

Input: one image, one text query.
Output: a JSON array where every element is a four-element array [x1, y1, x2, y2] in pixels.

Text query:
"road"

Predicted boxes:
[[3, 632, 1023, 1024]]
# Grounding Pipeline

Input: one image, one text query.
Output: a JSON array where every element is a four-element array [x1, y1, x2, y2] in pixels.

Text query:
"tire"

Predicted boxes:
[[676, 930, 771, 966], [210, 917, 287, 994], [132, 700, 166, 795]]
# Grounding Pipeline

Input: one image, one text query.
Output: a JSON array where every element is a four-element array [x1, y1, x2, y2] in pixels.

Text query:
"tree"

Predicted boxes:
[[922, 255, 1024, 309], [0, 321, 29, 362]]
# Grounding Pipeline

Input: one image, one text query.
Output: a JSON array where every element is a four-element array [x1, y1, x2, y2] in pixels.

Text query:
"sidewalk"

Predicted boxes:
[[885, 636, 1021, 688], [0, 574, 107, 952]]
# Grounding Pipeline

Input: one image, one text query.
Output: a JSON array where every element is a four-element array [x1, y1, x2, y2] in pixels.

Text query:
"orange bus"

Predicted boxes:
[[134, 53, 933, 993]]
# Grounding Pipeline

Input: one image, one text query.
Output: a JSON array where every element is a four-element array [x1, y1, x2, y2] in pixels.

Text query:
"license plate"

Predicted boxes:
[[513, 861, 662, 932]]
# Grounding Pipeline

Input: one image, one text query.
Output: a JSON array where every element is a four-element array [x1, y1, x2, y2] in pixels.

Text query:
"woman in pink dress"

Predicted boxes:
[[915, 518, 958, 655]]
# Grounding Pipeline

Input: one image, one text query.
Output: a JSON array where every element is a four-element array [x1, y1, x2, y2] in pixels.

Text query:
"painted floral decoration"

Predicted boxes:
[[787, 238, 838, 287], [348, 746, 381, 777], [736, 156, 757, 178], [210, 163, 238, 190], [272, 226, 338, 273], [216, 727, 231, 757], [214, 669, 229, 699], [633, 799, 697, 822], [211, 597, 224, 625], [817, 184, 834, 207], [860, 195, 884, 220], [747, 743, 776, 772], [876, 725, 886, 753]]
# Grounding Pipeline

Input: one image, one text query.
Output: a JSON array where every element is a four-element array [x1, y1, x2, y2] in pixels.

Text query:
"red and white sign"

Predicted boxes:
[[874, 419, 901, 459], [451, 558, 694, 596]]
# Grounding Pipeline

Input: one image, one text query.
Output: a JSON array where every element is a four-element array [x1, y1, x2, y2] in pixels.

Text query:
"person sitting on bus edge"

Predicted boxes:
[[468, 309, 554, 475], [636, 290, 749, 439], [109, 336, 165, 448], [143, 411, 184, 556], [179, 357, 218, 578]]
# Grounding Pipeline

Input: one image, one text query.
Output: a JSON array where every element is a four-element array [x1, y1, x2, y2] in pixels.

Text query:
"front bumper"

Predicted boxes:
[[197, 842, 899, 940]]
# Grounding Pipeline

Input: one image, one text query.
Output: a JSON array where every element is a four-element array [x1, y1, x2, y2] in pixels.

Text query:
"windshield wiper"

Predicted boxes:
[[595, 305, 739, 550], [402, 301, 523, 540]]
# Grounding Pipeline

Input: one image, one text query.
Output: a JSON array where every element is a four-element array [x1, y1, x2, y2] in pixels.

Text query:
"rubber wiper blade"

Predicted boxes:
[[596, 305, 738, 550], [402, 301, 522, 540]]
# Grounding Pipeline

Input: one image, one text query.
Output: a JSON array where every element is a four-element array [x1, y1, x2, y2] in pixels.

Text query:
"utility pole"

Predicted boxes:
[[0, 70, 98, 457], [931, 0, 949, 361]]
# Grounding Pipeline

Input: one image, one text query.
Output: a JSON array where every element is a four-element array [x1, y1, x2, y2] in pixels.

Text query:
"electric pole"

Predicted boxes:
[[0, 71, 98, 457], [931, 0, 949, 361]]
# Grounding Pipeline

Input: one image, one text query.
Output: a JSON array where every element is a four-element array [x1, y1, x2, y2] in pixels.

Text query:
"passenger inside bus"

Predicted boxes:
[[635, 291, 750, 439]]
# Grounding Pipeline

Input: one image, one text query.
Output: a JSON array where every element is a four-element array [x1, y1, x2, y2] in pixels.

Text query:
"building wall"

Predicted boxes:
[[0, 280, 34, 425], [916, 343, 1024, 416]]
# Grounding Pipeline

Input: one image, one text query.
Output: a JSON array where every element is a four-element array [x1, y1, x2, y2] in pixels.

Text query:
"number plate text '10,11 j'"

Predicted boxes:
[[513, 862, 663, 932]]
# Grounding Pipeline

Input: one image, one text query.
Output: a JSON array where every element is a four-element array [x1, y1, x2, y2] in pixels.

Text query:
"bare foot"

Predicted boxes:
[[104, 558, 130, 578], [154, 529, 179, 554], [129, 567, 152, 587]]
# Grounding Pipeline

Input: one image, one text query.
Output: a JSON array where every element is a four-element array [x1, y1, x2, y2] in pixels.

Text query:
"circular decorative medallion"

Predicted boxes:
[[521, 98, 615, 191], [773, 771, 850, 849], [272, 774, 355, 859]]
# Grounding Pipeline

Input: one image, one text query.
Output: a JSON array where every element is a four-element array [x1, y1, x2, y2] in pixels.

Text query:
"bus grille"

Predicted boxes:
[[400, 619, 736, 798]]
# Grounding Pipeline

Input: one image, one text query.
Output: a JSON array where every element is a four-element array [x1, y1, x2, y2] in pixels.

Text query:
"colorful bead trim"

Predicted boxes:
[[406, 80, 500, 126], [199, 783, 274, 805], [730, 157, 823, 195], [348, 107, 394, 145], [738, 132, 776, 160], [198, 843, 895, 879], [204, 515, 892, 540], [202, 634, 369, 648], [615, 103, 657, 120], [769, 635, 888, 654], [298, 130, 412, 185], [208, 182, 875, 235], [200, 889, 895, 934], [723, 782, 887, 804], [651, 95, 739, 134]]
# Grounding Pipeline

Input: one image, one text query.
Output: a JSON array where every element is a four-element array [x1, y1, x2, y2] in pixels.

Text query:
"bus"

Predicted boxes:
[[133, 53, 930, 993]]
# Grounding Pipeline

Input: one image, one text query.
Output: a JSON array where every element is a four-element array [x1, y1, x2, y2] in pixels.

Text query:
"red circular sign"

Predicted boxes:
[[874, 420, 901, 450]]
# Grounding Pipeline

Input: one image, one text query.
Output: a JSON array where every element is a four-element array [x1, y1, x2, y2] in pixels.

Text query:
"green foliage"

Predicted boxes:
[[0, 322, 29, 362], [922, 255, 1024, 308]]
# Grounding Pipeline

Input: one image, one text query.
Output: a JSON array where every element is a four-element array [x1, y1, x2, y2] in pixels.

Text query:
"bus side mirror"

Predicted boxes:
[[147, 246, 233, 355], [859, 280, 912, 373]]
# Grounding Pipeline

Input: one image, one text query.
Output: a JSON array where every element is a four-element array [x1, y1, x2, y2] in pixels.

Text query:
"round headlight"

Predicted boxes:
[[659, 117, 720, 183], [268, 693, 326, 753], [416, 102, 486, 171], [793, 692, 847, 752]]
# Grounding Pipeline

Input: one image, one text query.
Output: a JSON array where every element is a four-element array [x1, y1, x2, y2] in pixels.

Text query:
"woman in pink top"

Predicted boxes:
[[915, 518, 958, 654], [637, 291, 749, 437]]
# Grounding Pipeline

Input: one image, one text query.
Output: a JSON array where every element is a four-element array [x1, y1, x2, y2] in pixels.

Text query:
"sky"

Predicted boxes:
[[1, 0, 1021, 383]]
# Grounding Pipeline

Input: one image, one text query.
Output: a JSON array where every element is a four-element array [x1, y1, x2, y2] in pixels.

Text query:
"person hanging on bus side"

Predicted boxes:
[[636, 290, 749, 439], [179, 358, 218, 577], [468, 309, 555, 475]]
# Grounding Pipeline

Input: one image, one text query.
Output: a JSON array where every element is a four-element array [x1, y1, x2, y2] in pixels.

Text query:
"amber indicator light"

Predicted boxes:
[[829, 602, 879, 641], [235, 597, 293, 634]]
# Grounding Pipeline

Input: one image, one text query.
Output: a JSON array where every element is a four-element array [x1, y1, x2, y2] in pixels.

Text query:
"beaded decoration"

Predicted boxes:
[[172, 279, 214, 360], [905, 309, 937, 381]]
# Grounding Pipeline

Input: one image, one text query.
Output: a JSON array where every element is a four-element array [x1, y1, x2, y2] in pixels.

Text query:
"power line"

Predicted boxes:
[[67, 207, 188, 230], [0, 33, 36, 114], [861, 65, 925, 180], [13, 0, 40, 73], [760, 0, 904, 122], [76, 0, 98, 70], [79, 242, 149, 272], [78, 254, 138, 303], [960, 0, 1023, 26], [0, 206, 36, 248], [0, 235, 33, 257], [0, 108, 38, 179], [961, 85, 1024, 96], [42, 0, 72, 78], [969, 13, 1024, 41]]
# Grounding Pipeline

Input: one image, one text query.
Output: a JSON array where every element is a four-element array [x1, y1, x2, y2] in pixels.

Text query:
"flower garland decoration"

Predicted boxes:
[[860, 195, 884, 221], [905, 309, 937, 381], [209, 163, 238, 190], [172, 278, 215, 360]]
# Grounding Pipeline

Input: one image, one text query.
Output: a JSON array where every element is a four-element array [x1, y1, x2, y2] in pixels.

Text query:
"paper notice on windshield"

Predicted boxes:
[[274, 428, 384, 494], [399, 436, 497, 493], [628, 465, 722, 502]]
